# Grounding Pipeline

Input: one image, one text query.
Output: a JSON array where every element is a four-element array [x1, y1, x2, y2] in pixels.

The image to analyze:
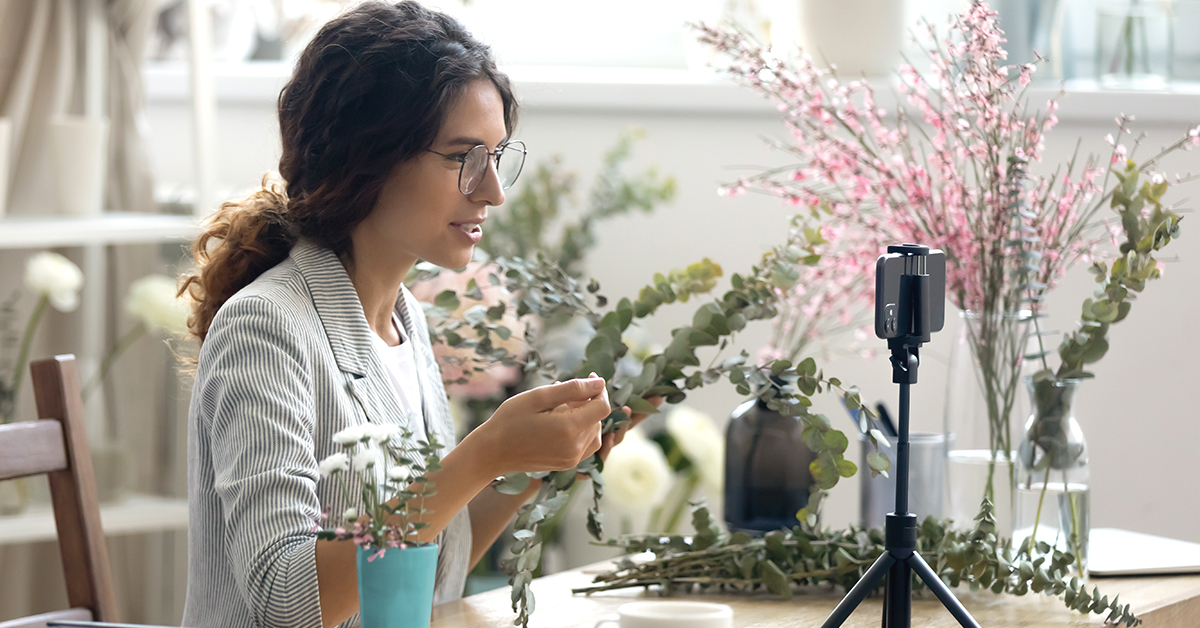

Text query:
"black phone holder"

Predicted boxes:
[[819, 244, 979, 628]]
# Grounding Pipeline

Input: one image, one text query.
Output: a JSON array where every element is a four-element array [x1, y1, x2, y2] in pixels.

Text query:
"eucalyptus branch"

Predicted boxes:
[[578, 501, 1140, 627], [423, 216, 886, 627], [1035, 160, 1183, 385]]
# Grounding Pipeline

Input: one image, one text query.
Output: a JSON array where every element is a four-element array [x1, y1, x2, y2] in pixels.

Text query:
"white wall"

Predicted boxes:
[[143, 65, 1200, 551]]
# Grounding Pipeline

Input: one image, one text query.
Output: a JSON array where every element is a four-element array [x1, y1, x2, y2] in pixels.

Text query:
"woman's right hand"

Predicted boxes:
[[474, 375, 611, 475]]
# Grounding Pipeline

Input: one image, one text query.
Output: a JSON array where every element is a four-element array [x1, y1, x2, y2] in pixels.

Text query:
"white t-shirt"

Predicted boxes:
[[369, 312, 426, 444]]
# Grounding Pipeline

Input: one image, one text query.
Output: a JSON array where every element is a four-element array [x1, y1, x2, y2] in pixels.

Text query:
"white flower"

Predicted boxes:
[[24, 252, 83, 312], [601, 428, 671, 514], [343, 507, 358, 521], [363, 423, 400, 445], [332, 425, 367, 445], [667, 406, 726, 492], [386, 465, 413, 484], [352, 447, 381, 471], [125, 274, 190, 334], [317, 452, 349, 477]]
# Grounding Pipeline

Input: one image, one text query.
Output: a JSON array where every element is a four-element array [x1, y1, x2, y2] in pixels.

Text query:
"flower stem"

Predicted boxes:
[[6, 295, 49, 422], [81, 321, 148, 403], [1064, 468, 1084, 570], [661, 471, 701, 534], [1028, 463, 1052, 553]]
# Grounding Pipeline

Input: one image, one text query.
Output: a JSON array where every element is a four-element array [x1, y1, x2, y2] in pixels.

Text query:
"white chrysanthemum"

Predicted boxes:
[[352, 447, 381, 471], [332, 425, 367, 445], [317, 452, 349, 477], [363, 423, 400, 445], [343, 507, 358, 521], [667, 406, 725, 492], [125, 274, 190, 334], [24, 251, 83, 312], [386, 465, 411, 481], [601, 428, 671, 514]]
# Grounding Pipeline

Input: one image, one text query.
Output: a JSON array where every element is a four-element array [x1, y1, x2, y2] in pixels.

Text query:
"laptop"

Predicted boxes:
[[1089, 528, 1200, 576]]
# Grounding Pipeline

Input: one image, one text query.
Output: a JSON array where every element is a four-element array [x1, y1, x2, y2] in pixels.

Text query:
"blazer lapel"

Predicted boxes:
[[290, 239, 418, 439], [289, 239, 372, 378]]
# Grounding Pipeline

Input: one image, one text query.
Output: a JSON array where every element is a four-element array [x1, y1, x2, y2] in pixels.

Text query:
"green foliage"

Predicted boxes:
[[1032, 160, 1182, 385], [578, 501, 1140, 627], [438, 215, 888, 627], [480, 129, 677, 280]]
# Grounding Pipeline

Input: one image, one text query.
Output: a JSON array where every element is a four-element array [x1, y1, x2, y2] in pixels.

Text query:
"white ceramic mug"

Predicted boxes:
[[47, 114, 109, 215], [594, 601, 733, 628]]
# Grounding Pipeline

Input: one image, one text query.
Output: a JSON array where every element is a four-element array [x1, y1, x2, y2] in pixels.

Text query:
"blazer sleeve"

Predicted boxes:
[[197, 294, 324, 628]]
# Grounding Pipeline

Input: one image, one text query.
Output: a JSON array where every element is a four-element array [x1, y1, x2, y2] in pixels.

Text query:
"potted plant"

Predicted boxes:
[[316, 423, 443, 628]]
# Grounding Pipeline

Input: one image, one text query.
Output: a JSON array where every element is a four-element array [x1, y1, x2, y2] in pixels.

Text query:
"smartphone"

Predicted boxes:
[[874, 247, 945, 340]]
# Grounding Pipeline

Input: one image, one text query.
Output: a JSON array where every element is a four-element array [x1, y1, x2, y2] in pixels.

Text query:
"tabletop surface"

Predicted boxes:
[[432, 559, 1200, 628]]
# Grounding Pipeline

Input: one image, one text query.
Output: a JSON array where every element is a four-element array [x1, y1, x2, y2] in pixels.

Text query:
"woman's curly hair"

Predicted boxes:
[[180, 0, 518, 343]]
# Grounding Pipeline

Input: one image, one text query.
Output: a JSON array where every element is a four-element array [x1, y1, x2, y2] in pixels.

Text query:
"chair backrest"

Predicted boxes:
[[0, 355, 117, 627]]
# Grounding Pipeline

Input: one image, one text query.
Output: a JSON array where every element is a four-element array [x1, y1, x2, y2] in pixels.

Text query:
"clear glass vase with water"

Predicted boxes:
[[1096, 0, 1173, 89], [943, 310, 1033, 537], [1014, 376, 1090, 575]]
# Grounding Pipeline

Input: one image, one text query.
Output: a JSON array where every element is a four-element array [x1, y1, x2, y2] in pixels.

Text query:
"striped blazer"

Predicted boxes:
[[182, 239, 472, 628]]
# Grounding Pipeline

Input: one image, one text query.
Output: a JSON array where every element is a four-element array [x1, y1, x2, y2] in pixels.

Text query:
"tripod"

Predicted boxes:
[[820, 245, 980, 628]]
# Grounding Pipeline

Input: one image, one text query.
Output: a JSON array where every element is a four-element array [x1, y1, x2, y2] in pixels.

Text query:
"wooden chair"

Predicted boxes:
[[0, 355, 118, 628]]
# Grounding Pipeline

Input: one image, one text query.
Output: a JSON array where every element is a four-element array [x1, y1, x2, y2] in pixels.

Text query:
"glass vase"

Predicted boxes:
[[723, 396, 817, 535], [1015, 377, 1089, 575], [996, 0, 1065, 76], [1096, 0, 1173, 90], [942, 310, 1033, 537]]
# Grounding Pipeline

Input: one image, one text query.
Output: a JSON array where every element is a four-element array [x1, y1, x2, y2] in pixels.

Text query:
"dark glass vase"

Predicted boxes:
[[723, 396, 817, 535]]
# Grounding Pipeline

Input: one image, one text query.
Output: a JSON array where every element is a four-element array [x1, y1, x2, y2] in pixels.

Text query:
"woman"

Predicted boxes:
[[179, 3, 649, 627]]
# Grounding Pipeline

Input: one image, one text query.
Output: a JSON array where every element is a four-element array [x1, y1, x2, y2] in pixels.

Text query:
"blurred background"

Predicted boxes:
[[0, 0, 1198, 623]]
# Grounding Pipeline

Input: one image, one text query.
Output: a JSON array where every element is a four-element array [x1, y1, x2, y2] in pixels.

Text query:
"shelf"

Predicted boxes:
[[0, 494, 189, 546], [144, 61, 1200, 122], [0, 212, 200, 249]]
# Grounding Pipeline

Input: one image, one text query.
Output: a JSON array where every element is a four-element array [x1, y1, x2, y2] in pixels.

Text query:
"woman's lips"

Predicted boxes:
[[451, 222, 482, 244]]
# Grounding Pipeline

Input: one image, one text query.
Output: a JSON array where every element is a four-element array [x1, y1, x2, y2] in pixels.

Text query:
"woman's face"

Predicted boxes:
[[355, 79, 508, 273]]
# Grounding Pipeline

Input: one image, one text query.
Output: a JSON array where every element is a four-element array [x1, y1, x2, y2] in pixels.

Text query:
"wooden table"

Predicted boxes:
[[432, 561, 1200, 628]]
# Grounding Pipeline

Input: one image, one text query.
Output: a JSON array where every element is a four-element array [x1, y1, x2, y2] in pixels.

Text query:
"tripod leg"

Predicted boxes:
[[886, 557, 911, 628], [820, 552, 896, 628], [880, 571, 888, 628], [908, 552, 982, 628]]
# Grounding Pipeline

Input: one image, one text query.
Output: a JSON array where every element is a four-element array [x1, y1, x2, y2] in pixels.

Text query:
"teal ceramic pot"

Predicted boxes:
[[356, 543, 438, 628]]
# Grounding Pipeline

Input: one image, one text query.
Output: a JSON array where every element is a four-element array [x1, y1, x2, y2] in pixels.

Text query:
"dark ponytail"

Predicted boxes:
[[179, 178, 294, 343], [180, 1, 518, 343]]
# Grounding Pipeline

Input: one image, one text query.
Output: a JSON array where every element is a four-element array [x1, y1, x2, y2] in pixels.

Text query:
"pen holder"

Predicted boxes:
[[859, 432, 945, 529]]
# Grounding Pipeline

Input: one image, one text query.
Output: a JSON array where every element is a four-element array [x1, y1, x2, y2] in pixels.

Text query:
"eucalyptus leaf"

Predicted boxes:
[[434, 289, 460, 310], [495, 473, 531, 495]]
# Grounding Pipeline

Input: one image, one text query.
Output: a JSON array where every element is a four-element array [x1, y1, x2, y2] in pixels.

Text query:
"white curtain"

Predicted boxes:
[[0, 0, 75, 214], [0, 0, 154, 216]]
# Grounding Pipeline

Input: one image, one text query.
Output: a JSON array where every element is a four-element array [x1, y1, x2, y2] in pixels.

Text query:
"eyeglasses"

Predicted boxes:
[[427, 140, 526, 195]]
